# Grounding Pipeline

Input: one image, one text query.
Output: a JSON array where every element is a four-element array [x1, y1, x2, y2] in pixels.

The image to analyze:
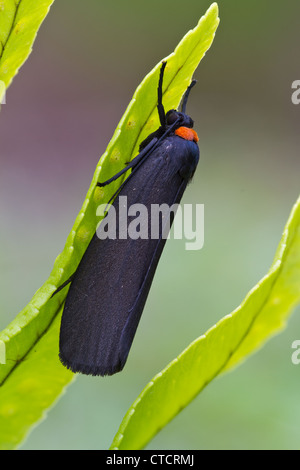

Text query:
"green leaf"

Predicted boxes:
[[0, 3, 220, 449], [0, 341, 5, 364], [110, 196, 300, 450], [0, 311, 74, 450], [0, 0, 55, 94], [0, 78, 5, 103]]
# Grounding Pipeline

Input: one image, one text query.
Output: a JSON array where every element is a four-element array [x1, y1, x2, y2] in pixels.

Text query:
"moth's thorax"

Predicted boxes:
[[151, 134, 199, 182]]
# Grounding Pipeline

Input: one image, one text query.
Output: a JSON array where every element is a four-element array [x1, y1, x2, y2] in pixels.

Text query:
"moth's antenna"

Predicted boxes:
[[181, 79, 197, 114], [157, 61, 167, 128]]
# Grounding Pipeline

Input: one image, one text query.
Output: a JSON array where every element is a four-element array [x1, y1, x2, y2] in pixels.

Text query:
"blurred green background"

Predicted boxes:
[[0, 0, 300, 450]]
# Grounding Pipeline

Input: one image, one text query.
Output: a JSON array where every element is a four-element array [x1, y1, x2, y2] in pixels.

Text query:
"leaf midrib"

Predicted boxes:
[[0, 1, 21, 63]]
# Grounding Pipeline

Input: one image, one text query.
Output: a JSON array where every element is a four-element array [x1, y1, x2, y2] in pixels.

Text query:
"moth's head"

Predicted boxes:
[[166, 109, 194, 129], [166, 110, 198, 143]]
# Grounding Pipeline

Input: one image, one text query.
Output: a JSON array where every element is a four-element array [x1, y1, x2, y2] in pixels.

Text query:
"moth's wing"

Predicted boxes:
[[59, 137, 199, 376], [118, 179, 188, 366]]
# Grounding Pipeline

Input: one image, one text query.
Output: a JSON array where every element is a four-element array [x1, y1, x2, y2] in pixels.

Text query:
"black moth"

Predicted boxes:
[[57, 61, 200, 376]]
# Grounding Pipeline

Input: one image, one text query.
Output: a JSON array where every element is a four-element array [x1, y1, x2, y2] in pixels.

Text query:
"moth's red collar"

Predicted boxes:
[[175, 126, 199, 143]]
